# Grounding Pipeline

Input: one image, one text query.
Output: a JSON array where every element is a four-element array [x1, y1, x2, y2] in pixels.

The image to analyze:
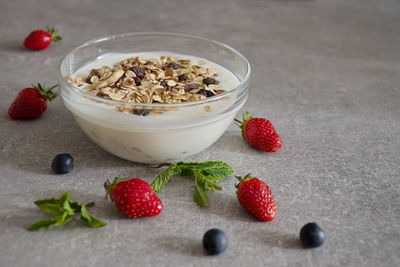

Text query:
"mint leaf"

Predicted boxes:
[[34, 198, 63, 215], [180, 168, 193, 176], [69, 200, 83, 213], [193, 171, 209, 207], [80, 206, 107, 228], [28, 193, 107, 231], [151, 161, 235, 207], [206, 181, 222, 191], [28, 216, 59, 231], [34, 193, 76, 216], [200, 162, 235, 178], [176, 161, 223, 170], [151, 164, 180, 192], [54, 212, 73, 226], [59, 193, 74, 215], [177, 161, 234, 172], [178, 161, 235, 181], [28, 212, 72, 231]]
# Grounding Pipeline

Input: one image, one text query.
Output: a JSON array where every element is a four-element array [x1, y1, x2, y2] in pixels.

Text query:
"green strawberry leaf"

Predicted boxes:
[[80, 206, 107, 228], [35, 83, 58, 101], [151, 164, 180, 192]]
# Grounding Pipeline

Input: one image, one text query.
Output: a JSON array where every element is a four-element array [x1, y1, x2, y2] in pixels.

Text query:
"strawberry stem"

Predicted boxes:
[[233, 118, 242, 125], [235, 112, 253, 129], [235, 173, 253, 185], [46, 27, 62, 42], [104, 177, 124, 201], [33, 83, 58, 101]]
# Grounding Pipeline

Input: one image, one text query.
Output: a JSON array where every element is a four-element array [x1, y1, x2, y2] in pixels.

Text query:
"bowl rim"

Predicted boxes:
[[56, 32, 251, 108]]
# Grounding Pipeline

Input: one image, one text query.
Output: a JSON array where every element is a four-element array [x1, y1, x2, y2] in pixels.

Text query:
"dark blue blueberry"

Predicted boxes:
[[203, 228, 228, 255], [51, 154, 74, 174], [300, 222, 326, 248]]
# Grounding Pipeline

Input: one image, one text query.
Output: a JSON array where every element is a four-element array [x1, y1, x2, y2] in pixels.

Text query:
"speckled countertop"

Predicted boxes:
[[1, 0, 399, 266]]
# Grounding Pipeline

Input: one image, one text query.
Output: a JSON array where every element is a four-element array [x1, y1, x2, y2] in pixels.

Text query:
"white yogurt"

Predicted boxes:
[[63, 52, 243, 163]]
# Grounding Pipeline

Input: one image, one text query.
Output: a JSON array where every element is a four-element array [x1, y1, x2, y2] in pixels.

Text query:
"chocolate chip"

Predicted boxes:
[[133, 109, 151, 116], [198, 89, 215, 97], [86, 69, 101, 84], [202, 77, 220, 85], [163, 62, 181, 70], [178, 74, 188, 82], [185, 83, 200, 91], [130, 66, 145, 79], [133, 77, 141, 86]]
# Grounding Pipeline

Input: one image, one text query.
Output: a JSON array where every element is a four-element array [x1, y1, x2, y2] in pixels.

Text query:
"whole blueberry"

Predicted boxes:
[[203, 228, 228, 255], [300, 222, 326, 248], [51, 154, 74, 174]]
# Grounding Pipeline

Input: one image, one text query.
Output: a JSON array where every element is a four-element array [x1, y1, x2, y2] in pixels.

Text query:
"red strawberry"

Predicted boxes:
[[104, 177, 163, 218], [8, 83, 57, 119], [235, 112, 282, 152], [23, 27, 62, 50], [236, 174, 276, 221]]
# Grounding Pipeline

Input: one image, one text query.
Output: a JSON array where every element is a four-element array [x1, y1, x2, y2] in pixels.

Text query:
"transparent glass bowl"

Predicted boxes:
[[57, 32, 250, 163]]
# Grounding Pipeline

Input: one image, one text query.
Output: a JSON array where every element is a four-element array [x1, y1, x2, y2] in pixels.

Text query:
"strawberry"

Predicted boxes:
[[104, 177, 163, 218], [236, 174, 276, 221], [235, 112, 282, 152], [23, 27, 62, 50], [8, 83, 57, 119]]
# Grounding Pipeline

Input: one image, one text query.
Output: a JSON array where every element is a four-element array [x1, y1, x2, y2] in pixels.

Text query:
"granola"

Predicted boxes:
[[67, 56, 226, 107]]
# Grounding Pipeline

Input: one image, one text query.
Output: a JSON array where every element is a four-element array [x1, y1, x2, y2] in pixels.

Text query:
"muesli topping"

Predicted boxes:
[[68, 56, 225, 106]]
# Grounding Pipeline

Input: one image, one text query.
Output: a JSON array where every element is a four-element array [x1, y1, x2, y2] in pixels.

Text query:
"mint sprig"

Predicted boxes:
[[151, 161, 235, 207], [28, 192, 107, 231]]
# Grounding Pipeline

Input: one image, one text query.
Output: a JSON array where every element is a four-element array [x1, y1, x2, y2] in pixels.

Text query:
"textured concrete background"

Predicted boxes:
[[1, 0, 400, 266]]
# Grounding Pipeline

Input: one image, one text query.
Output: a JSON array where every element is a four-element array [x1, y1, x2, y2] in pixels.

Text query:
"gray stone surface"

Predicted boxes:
[[1, 0, 400, 266]]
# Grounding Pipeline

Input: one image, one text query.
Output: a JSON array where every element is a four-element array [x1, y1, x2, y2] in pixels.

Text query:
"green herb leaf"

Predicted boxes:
[[59, 193, 75, 215], [80, 205, 107, 228], [180, 168, 193, 176], [193, 171, 209, 207], [28, 193, 107, 231], [28, 212, 72, 231], [151, 164, 180, 192], [69, 200, 83, 213], [151, 161, 235, 207], [34, 198, 63, 215], [200, 162, 235, 178], [206, 181, 223, 191], [178, 161, 235, 181]]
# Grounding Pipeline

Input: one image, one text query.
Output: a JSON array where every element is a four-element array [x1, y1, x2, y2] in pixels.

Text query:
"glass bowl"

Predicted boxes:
[[57, 32, 250, 164]]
